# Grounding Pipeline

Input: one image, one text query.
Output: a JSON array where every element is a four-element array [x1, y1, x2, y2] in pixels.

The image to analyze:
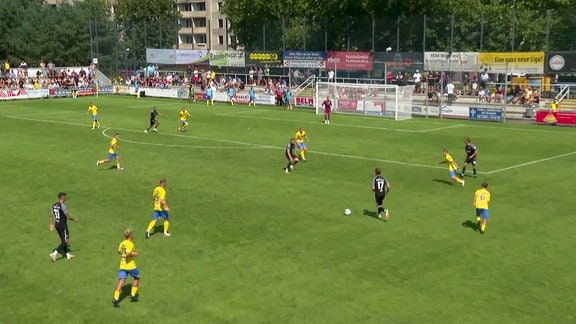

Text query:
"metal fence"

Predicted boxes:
[[86, 12, 576, 79]]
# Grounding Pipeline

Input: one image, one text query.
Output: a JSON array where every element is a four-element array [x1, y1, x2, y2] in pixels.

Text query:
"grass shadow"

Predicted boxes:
[[118, 283, 133, 302], [433, 179, 454, 186], [363, 209, 384, 221], [462, 220, 479, 233]]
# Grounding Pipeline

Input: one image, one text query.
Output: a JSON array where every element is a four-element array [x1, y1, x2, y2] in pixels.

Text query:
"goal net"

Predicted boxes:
[[315, 82, 414, 120]]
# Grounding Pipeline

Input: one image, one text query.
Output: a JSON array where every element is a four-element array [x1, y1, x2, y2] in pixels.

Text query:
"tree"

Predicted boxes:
[[114, 0, 180, 69]]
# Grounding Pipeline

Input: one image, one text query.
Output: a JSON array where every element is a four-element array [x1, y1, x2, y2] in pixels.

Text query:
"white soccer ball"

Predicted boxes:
[[344, 208, 352, 216]]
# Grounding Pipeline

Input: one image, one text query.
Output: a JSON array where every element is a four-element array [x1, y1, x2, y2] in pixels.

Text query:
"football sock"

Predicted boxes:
[[462, 167, 466, 174], [473, 169, 477, 176], [116, 162, 121, 169], [378, 207, 383, 214], [457, 177, 463, 184], [146, 220, 157, 232], [476, 217, 481, 222], [301, 151, 306, 159], [481, 224, 486, 231], [130, 286, 138, 297], [286, 162, 291, 170], [114, 290, 120, 301], [163, 220, 170, 233]]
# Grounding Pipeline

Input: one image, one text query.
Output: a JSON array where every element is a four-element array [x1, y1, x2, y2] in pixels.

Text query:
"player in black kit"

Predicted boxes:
[[372, 168, 391, 220], [461, 138, 478, 178], [49, 192, 78, 262], [144, 106, 163, 133], [285, 138, 300, 173]]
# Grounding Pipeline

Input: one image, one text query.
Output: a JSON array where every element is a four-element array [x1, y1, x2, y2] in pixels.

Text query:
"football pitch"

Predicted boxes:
[[1, 96, 575, 323]]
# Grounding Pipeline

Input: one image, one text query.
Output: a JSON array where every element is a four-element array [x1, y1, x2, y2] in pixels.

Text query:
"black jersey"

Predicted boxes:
[[286, 142, 296, 157], [150, 109, 159, 121], [51, 202, 69, 228], [465, 143, 477, 157], [373, 175, 389, 195]]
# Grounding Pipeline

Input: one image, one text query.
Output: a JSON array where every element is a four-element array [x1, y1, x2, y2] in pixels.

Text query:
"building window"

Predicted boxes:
[[218, 19, 224, 29], [181, 19, 192, 28], [218, 35, 224, 44], [183, 35, 194, 44], [182, 3, 192, 11], [218, 2, 223, 11], [195, 34, 207, 44], [193, 2, 206, 11], [193, 18, 206, 27]]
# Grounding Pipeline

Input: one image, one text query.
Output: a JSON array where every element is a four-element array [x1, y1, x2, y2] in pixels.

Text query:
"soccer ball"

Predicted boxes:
[[344, 208, 352, 216]]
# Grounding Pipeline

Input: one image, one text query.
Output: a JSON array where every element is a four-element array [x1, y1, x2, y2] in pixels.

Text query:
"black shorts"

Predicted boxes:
[[375, 193, 386, 206], [465, 157, 477, 166], [56, 226, 70, 242], [149, 119, 157, 127], [286, 153, 298, 160]]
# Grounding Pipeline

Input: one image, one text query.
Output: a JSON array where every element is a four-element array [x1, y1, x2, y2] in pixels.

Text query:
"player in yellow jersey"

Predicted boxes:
[[97, 133, 123, 170], [295, 126, 310, 161], [112, 229, 140, 308], [439, 149, 464, 186], [145, 179, 171, 238], [474, 182, 491, 233], [177, 107, 191, 132], [86, 102, 101, 130]]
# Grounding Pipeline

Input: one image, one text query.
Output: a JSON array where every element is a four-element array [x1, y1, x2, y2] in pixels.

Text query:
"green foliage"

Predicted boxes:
[[223, 0, 576, 51], [115, 0, 180, 68]]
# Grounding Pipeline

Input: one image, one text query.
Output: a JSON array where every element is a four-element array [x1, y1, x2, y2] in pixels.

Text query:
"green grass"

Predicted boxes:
[[1, 96, 575, 323]]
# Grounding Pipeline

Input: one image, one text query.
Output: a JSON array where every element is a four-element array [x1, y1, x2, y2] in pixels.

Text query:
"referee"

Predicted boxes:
[[49, 192, 78, 262]]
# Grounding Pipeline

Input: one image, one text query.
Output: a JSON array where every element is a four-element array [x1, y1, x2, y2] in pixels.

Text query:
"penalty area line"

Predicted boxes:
[[484, 151, 576, 174]]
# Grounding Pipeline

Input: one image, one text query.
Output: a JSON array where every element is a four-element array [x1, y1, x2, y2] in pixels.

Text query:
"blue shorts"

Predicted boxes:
[[181, 120, 188, 126], [249, 96, 255, 101], [119, 268, 140, 280], [153, 210, 169, 220], [92, 115, 98, 121], [476, 208, 489, 219], [298, 142, 307, 150], [449, 170, 456, 177], [286, 98, 291, 104], [108, 153, 118, 160], [228, 95, 234, 100], [207, 94, 213, 100]]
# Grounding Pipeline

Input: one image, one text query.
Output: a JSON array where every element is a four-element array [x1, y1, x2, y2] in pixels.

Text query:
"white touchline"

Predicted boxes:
[[483, 151, 576, 174], [417, 125, 465, 132], [7, 114, 445, 171]]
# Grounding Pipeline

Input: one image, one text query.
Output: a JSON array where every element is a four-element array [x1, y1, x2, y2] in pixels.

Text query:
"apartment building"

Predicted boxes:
[[176, 0, 231, 50]]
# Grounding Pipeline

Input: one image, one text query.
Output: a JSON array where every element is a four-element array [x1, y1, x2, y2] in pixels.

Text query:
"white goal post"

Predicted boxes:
[[315, 82, 415, 120]]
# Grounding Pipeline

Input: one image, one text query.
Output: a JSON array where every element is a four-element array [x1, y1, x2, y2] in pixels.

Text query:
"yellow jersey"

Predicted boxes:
[[445, 153, 457, 171], [295, 130, 307, 143], [179, 110, 190, 121], [88, 105, 98, 116], [153, 186, 167, 211], [109, 138, 118, 154], [118, 239, 137, 270], [474, 188, 491, 209]]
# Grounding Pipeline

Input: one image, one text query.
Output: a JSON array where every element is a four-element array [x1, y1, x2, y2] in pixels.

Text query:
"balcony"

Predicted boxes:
[[179, 27, 193, 35], [180, 11, 206, 19]]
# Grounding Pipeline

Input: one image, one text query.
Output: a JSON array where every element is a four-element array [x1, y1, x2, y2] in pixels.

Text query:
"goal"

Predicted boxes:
[[315, 82, 414, 120]]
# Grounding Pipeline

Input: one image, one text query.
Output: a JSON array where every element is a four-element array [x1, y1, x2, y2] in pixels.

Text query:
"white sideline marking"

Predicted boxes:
[[6, 114, 445, 170], [483, 151, 576, 174], [417, 125, 465, 132]]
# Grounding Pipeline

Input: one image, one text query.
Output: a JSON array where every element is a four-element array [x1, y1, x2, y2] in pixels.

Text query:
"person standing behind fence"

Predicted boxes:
[[551, 99, 559, 112]]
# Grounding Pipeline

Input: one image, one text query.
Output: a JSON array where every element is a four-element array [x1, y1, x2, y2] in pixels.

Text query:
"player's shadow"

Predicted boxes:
[[432, 179, 453, 186], [362, 209, 383, 221], [118, 284, 133, 302], [462, 220, 480, 232]]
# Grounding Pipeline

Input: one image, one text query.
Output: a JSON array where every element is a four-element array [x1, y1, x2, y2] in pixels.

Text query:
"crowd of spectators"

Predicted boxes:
[[0, 59, 98, 90]]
